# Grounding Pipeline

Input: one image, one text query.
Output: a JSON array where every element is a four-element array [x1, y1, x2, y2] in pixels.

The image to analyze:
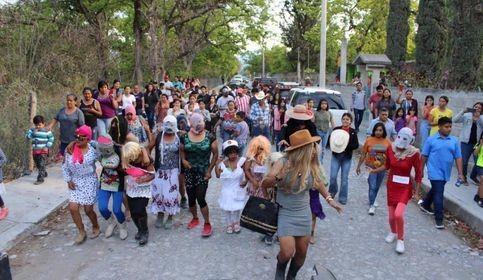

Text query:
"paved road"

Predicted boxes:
[[8, 151, 482, 280]]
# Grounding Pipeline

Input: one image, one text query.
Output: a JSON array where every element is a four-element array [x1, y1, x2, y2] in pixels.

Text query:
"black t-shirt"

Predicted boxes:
[[469, 121, 478, 145]]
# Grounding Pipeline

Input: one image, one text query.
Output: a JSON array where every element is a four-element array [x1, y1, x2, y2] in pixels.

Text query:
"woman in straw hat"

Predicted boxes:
[[261, 129, 343, 280], [328, 113, 359, 205], [279, 104, 318, 151]]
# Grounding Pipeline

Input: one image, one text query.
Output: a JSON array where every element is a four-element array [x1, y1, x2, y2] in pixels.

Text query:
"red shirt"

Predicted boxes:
[[385, 147, 422, 206], [369, 93, 382, 109], [235, 95, 250, 115]]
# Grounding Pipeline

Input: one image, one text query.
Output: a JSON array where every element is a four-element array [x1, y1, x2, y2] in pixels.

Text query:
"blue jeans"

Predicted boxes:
[[98, 189, 125, 223], [368, 171, 386, 206], [252, 125, 270, 138], [317, 130, 330, 161], [273, 130, 282, 152], [96, 117, 114, 137], [329, 155, 352, 203], [419, 120, 430, 147], [146, 110, 155, 130], [353, 109, 364, 131], [461, 142, 477, 180], [423, 180, 446, 223]]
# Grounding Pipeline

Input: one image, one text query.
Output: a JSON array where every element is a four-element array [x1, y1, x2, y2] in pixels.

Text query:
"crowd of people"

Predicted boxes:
[[0, 74, 481, 279]]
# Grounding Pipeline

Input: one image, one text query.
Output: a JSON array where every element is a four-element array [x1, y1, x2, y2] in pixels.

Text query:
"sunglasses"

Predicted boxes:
[[76, 135, 88, 140]]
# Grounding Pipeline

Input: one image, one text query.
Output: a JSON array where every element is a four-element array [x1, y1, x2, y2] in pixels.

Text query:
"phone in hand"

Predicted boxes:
[[467, 108, 476, 113]]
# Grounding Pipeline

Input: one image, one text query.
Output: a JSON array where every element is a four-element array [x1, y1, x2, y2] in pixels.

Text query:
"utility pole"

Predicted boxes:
[[262, 43, 266, 78], [318, 0, 327, 88], [340, 36, 348, 84]]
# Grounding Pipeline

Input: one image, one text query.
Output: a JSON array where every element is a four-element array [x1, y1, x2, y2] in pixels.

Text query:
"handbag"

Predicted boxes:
[[240, 193, 279, 236]]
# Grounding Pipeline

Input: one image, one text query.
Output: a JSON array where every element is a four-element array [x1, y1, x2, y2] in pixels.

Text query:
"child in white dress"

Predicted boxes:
[[215, 140, 247, 234]]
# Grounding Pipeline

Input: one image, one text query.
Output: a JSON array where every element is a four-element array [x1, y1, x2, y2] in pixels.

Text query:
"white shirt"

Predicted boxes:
[[121, 94, 136, 109]]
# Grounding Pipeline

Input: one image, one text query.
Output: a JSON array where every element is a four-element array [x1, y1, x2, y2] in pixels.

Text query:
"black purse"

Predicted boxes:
[[240, 192, 279, 236]]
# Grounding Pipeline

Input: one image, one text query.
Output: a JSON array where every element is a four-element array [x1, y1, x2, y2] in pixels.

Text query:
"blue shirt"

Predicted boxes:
[[366, 118, 397, 139], [422, 133, 462, 181]]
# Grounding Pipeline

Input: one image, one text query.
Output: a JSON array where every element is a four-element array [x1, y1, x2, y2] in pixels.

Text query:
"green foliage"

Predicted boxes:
[[244, 45, 295, 76], [415, 0, 448, 87], [448, 0, 483, 90], [386, 0, 410, 69]]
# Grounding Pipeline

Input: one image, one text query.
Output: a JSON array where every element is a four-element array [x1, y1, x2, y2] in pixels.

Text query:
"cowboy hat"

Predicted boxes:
[[284, 129, 321, 152], [286, 104, 313, 120], [329, 129, 350, 153], [255, 91, 266, 100]]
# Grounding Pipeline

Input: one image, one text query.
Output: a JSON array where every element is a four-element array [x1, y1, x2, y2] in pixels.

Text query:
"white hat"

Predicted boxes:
[[255, 91, 266, 100], [222, 139, 239, 152], [394, 127, 414, 149], [330, 129, 350, 153]]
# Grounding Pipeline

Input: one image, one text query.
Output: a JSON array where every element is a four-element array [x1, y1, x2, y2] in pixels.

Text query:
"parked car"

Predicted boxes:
[[276, 81, 299, 100], [288, 87, 348, 126]]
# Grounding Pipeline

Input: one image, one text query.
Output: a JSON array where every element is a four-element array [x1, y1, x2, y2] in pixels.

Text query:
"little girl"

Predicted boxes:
[[243, 135, 272, 244], [215, 140, 247, 234], [405, 107, 418, 136], [394, 108, 406, 133], [97, 136, 128, 240]]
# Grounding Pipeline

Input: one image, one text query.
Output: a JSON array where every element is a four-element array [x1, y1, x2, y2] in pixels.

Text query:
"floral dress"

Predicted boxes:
[[151, 137, 180, 215], [62, 146, 99, 205], [128, 118, 149, 146]]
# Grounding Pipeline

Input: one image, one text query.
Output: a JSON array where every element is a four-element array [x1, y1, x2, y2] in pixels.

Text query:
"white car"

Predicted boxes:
[[287, 87, 348, 127]]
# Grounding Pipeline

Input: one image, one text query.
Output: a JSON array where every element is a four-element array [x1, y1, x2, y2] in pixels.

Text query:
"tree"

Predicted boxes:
[[448, 0, 483, 90], [244, 46, 294, 75], [133, 0, 144, 84], [414, 0, 448, 87], [385, 0, 410, 70]]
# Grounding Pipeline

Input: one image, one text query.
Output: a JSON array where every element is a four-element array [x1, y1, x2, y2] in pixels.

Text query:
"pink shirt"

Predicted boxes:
[[235, 95, 251, 115], [406, 115, 418, 135]]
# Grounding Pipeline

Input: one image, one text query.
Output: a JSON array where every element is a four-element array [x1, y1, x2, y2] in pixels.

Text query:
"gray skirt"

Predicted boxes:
[[277, 207, 312, 237]]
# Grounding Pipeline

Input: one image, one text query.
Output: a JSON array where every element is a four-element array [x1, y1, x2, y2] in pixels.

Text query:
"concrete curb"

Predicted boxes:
[[420, 182, 483, 235], [2, 199, 68, 252]]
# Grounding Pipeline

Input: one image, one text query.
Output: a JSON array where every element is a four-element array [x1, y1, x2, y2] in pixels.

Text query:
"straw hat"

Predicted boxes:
[[284, 129, 321, 152], [286, 104, 313, 120], [254, 91, 266, 100], [329, 129, 350, 153]]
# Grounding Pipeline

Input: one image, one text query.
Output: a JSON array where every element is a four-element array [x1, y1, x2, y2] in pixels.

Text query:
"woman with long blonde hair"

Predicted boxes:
[[262, 129, 342, 280]]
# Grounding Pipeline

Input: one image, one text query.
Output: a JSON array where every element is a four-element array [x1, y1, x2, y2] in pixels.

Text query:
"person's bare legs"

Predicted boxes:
[[69, 202, 86, 244], [200, 206, 210, 224], [478, 175, 483, 198], [123, 194, 131, 221], [179, 173, 186, 199], [84, 204, 100, 238], [310, 214, 316, 244], [286, 236, 310, 279], [276, 236, 296, 279]]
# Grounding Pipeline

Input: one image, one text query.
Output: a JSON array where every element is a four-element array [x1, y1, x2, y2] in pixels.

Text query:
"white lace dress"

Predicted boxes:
[[218, 157, 248, 211]]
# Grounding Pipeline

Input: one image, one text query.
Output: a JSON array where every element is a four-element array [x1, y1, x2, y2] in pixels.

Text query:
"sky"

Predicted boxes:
[[244, 0, 284, 52]]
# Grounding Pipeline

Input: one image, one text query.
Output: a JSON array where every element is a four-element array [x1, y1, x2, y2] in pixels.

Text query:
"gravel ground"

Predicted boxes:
[[8, 153, 483, 280]]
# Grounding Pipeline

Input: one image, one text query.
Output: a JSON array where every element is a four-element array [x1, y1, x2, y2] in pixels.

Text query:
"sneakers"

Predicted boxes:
[[104, 216, 117, 238], [187, 218, 200, 230], [118, 222, 128, 240], [368, 205, 376, 216], [385, 232, 397, 243], [395, 240, 405, 254], [419, 203, 434, 215], [435, 220, 445, 229], [373, 201, 379, 207], [0, 207, 9, 220], [34, 178, 44, 185], [263, 235, 273, 245], [474, 195, 483, 208], [202, 223, 213, 237]]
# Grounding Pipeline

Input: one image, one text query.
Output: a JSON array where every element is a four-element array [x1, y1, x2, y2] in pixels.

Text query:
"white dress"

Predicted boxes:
[[218, 157, 248, 211], [62, 146, 99, 205]]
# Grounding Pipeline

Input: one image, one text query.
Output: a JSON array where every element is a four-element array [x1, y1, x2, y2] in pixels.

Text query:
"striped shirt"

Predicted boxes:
[[235, 94, 251, 115], [26, 128, 55, 153]]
